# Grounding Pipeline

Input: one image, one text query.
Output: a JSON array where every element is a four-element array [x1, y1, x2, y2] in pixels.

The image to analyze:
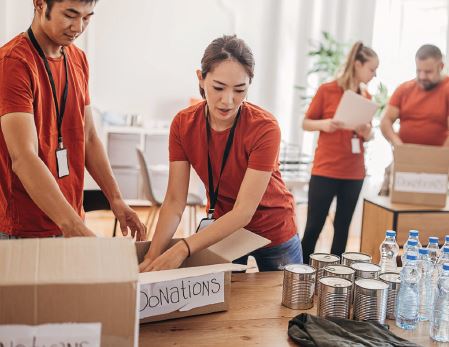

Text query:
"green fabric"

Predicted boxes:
[[288, 314, 423, 347]]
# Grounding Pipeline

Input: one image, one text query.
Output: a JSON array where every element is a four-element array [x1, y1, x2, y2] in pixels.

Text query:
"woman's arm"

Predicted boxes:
[[139, 161, 190, 271], [303, 117, 343, 133], [141, 167, 272, 271]]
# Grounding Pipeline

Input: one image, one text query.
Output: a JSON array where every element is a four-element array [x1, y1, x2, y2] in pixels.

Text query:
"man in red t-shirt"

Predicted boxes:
[[381, 44, 449, 147], [0, 0, 144, 239]]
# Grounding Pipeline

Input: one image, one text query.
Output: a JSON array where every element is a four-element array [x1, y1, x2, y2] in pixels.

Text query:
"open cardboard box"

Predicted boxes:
[[137, 228, 270, 323], [391, 144, 449, 207], [0, 238, 139, 347]]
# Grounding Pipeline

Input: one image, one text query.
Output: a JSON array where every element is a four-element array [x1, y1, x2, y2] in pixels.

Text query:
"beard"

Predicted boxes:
[[418, 79, 440, 91]]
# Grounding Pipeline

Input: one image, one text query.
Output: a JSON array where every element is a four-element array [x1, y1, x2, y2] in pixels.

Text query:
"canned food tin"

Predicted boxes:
[[317, 277, 352, 319], [282, 264, 316, 309]]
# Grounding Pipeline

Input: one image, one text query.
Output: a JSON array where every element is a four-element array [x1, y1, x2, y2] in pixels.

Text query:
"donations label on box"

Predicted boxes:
[[140, 272, 225, 318], [394, 172, 448, 194], [0, 323, 101, 347]]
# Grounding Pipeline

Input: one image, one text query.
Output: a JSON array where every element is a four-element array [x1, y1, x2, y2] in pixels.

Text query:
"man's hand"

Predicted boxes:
[[110, 198, 146, 240], [139, 240, 189, 272], [321, 119, 344, 133]]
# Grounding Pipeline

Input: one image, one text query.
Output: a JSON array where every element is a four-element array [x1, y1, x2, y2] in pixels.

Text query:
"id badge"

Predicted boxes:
[[56, 147, 69, 178], [351, 137, 361, 154], [196, 217, 215, 233]]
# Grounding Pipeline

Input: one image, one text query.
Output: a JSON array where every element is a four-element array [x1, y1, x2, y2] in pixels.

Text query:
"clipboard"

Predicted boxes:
[[333, 90, 378, 130]]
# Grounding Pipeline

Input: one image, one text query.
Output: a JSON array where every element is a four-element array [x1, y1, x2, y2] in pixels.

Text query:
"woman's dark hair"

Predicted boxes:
[[199, 35, 255, 98], [44, 0, 98, 19]]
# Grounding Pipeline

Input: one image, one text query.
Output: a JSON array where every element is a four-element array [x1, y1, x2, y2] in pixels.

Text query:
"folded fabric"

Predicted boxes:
[[288, 313, 423, 347]]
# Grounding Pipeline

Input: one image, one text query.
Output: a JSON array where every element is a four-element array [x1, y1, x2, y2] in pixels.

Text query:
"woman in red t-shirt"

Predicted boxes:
[[139, 35, 302, 272], [301, 42, 379, 263]]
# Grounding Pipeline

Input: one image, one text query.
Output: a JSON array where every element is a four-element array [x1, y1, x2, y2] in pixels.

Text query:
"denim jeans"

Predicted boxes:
[[0, 232, 18, 239], [233, 234, 303, 271]]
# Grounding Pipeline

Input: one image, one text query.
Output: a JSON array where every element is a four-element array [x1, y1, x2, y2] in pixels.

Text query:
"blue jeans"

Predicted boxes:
[[0, 232, 18, 239], [233, 234, 303, 271]]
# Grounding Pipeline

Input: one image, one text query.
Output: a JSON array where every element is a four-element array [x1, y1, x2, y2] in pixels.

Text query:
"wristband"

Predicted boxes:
[[180, 238, 191, 257]]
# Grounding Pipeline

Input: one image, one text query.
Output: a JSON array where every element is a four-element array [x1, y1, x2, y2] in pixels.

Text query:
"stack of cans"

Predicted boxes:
[[341, 252, 372, 266], [282, 264, 316, 309], [379, 272, 401, 320], [309, 253, 340, 294], [317, 277, 352, 319], [351, 262, 381, 280], [353, 278, 389, 324]]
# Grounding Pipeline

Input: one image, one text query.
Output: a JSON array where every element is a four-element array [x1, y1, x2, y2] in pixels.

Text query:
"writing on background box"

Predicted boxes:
[[394, 172, 448, 194], [139, 272, 224, 318], [0, 323, 101, 347]]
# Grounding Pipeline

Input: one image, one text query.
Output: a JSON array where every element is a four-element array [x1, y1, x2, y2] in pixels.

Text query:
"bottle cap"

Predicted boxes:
[[406, 253, 417, 261], [409, 230, 419, 237], [444, 247, 449, 254], [429, 237, 439, 244], [386, 230, 396, 237], [445, 235, 449, 243], [443, 263, 449, 271], [407, 239, 418, 246], [419, 248, 429, 255]]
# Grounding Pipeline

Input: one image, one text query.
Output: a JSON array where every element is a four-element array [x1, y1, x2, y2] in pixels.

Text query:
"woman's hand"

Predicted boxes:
[[139, 239, 189, 272], [355, 123, 373, 141], [321, 119, 344, 133]]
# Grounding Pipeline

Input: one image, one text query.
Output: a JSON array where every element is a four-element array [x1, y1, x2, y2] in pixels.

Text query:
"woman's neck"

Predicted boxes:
[[207, 107, 238, 131]]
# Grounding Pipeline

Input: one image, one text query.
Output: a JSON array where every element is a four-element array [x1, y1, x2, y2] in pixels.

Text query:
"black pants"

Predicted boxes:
[[301, 175, 364, 264]]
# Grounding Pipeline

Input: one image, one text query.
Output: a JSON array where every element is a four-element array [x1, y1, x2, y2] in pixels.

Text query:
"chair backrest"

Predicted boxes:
[[136, 148, 160, 205]]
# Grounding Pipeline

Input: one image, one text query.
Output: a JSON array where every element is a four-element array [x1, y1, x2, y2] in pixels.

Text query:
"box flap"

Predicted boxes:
[[138, 263, 246, 284], [0, 238, 138, 286], [206, 228, 270, 262], [394, 144, 449, 169]]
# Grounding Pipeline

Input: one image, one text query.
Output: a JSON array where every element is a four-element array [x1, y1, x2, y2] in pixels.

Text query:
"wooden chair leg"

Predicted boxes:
[[193, 205, 197, 234], [112, 218, 118, 237], [145, 206, 154, 227], [147, 207, 160, 240]]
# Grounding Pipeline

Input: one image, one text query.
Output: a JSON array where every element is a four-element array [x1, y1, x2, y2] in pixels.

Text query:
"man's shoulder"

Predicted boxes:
[[0, 34, 33, 63], [394, 79, 417, 94]]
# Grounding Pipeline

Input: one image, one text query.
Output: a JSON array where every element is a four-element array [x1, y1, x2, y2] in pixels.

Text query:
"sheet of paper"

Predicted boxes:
[[333, 90, 378, 130], [139, 272, 225, 318], [394, 172, 448, 194], [0, 323, 101, 346]]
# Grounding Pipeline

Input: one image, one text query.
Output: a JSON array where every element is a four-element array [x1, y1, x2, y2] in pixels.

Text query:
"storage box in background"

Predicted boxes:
[[391, 144, 449, 207], [137, 228, 270, 323], [0, 238, 139, 347]]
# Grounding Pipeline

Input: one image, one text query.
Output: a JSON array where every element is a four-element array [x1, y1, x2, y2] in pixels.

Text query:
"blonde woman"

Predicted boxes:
[[301, 42, 379, 263]]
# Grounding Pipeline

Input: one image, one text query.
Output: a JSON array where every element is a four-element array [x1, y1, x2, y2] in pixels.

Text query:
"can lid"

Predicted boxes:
[[310, 253, 340, 262], [386, 230, 396, 237], [407, 239, 418, 246], [323, 264, 355, 275], [419, 248, 429, 255], [285, 264, 315, 274], [319, 276, 352, 288], [379, 272, 401, 283], [355, 278, 389, 290], [351, 262, 381, 271], [342, 252, 371, 261], [409, 230, 419, 237], [429, 236, 439, 243], [406, 253, 417, 260]]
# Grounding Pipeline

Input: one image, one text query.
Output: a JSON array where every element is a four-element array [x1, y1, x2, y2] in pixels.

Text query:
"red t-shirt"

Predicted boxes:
[[0, 34, 90, 237], [306, 80, 369, 180], [169, 101, 297, 246], [389, 77, 449, 146]]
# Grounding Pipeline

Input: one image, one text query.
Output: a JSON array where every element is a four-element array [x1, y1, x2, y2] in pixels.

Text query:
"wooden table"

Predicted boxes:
[[361, 195, 449, 263], [139, 272, 443, 347]]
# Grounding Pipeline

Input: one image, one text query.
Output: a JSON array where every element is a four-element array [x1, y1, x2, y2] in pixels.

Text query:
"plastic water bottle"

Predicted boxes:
[[436, 247, 449, 276], [401, 239, 419, 265], [417, 248, 433, 321], [430, 262, 449, 342], [406, 229, 422, 249], [396, 253, 420, 330], [428, 237, 441, 264], [379, 230, 399, 273], [441, 235, 449, 253]]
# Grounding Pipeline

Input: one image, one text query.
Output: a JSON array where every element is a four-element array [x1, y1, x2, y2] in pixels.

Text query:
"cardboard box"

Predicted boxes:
[[137, 228, 270, 323], [391, 144, 449, 207], [0, 238, 139, 347]]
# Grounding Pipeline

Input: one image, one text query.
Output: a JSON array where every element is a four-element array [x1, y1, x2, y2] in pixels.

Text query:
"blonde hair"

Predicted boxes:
[[337, 41, 377, 91]]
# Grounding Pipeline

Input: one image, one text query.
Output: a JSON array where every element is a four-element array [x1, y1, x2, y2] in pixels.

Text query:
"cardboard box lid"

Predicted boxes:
[[394, 144, 449, 170], [0, 238, 138, 286], [135, 228, 270, 268]]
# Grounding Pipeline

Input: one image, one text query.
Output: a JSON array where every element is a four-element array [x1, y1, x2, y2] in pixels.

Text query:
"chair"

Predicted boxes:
[[83, 189, 118, 236], [136, 148, 204, 238]]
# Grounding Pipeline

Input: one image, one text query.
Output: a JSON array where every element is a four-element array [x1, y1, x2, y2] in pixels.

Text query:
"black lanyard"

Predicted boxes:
[[27, 27, 69, 148], [206, 106, 241, 218]]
